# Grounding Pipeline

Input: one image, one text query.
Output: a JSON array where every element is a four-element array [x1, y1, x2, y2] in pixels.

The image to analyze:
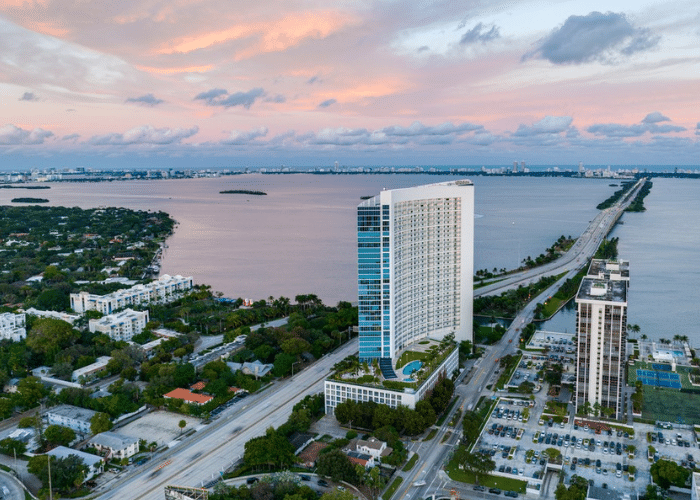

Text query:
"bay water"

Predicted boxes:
[[3, 174, 697, 343]]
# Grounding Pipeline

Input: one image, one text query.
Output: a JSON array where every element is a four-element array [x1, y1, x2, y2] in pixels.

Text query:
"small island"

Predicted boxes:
[[11, 197, 49, 203], [219, 189, 267, 196]]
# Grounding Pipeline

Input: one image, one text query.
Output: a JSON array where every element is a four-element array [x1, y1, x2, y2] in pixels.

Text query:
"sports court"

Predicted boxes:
[[636, 369, 681, 389]]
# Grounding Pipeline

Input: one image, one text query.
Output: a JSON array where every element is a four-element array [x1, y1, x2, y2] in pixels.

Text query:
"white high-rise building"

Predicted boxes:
[[575, 259, 629, 419], [357, 180, 474, 362]]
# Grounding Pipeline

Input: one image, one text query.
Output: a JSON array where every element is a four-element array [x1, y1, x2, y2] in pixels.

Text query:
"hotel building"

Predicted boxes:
[[325, 180, 473, 414], [357, 180, 474, 362], [574, 259, 629, 419], [89, 309, 150, 341]]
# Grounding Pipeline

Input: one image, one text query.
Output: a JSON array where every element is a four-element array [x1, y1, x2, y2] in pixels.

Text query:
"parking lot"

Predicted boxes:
[[474, 389, 699, 497]]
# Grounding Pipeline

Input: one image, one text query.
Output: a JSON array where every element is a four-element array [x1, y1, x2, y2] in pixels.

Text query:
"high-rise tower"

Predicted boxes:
[[357, 180, 474, 362], [574, 259, 629, 419]]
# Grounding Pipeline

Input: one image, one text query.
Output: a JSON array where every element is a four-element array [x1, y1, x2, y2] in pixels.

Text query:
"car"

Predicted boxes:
[[246, 477, 259, 484], [337, 486, 346, 492], [489, 488, 502, 495], [570, 463, 576, 471], [473, 485, 486, 491], [300, 475, 311, 481], [317, 480, 329, 487], [504, 491, 519, 498]]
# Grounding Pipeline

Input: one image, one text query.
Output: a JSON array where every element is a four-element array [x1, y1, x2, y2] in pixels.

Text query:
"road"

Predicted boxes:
[[392, 179, 646, 500], [475, 178, 645, 298], [94, 180, 643, 500], [93, 338, 354, 500]]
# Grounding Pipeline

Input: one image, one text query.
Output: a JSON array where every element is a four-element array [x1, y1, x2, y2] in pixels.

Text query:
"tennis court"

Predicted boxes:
[[636, 369, 681, 389], [651, 363, 672, 372]]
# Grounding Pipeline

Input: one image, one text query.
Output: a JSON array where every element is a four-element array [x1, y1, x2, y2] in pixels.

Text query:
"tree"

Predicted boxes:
[[320, 490, 356, 500], [44, 425, 76, 447], [316, 449, 358, 484], [28, 454, 89, 495], [179, 419, 187, 435], [356, 464, 384, 500], [0, 438, 26, 456], [650, 459, 690, 489], [453, 447, 495, 485], [16, 376, 49, 410], [90, 412, 113, 434], [26, 318, 79, 365], [554, 475, 588, 500]]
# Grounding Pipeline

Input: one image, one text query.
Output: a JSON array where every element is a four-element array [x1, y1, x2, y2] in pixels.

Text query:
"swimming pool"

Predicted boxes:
[[402, 360, 422, 376]]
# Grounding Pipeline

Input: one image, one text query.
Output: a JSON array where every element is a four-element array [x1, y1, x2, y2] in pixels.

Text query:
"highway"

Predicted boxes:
[[93, 339, 356, 500], [392, 178, 646, 500], [475, 178, 645, 298], [92, 179, 644, 500]]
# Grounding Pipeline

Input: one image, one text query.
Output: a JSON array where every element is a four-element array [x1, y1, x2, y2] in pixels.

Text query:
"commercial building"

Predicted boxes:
[[574, 259, 629, 419], [357, 180, 473, 362], [88, 309, 149, 341], [0, 312, 26, 341], [45, 404, 97, 435], [70, 274, 193, 314], [163, 388, 213, 406]]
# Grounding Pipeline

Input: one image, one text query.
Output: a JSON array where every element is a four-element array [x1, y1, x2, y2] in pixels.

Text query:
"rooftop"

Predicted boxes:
[[89, 431, 139, 450], [577, 277, 627, 303], [48, 446, 103, 467], [588, 259, 629, 280], [46, 404, 97, 422], [163, 388, 213, 405]]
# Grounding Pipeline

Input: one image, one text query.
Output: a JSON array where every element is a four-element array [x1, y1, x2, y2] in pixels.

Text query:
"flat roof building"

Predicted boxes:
[[89, 431, 139, 460], [0, 312, 26, 342], [89, 309, 149, 342], [70, 274, 193, 314], [357, 180, 473, 362], [575, 259, 629, 419], [45, 404, 98, 435]]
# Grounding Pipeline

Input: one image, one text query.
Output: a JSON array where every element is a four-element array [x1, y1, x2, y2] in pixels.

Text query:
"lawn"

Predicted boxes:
[[444, 462, 527, 493], [642, 386, 700, 425], [395, 350, 429, 369], [402, 453, 419, 472], [382, 477, 403, 500]]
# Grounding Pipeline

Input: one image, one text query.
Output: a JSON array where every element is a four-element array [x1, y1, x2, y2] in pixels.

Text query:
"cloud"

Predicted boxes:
[[318, 98, 337, 108], [696, 123, 700, 136], [307, 76, 320, 84], [642, 112, 670, 124], [459, 23, 500, 45], [19, 92, 39, 102], [193, 88, 264, 109], [126, 93, 164, 106], [587, 114, 686, 137], [61, 133, 81, 142], [381, 121, 483, 137], [264, 94, 286, 103], [522, 11, 659, 64], [512, 116, 573, 137], [88, 125, 199, 145], [0, 124, 53, 145], [417, 45, 430, 53], [222, 127, 268, 145]]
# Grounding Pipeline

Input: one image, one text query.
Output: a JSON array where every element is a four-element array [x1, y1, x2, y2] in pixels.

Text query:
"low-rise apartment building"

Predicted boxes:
[[89, 309, 149, 341], [70, 274, 193, 314], [0, 312, 26, 341]]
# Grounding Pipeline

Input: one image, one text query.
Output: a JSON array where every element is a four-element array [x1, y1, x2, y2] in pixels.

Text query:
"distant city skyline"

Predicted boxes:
[[1, 1, 699, 167]]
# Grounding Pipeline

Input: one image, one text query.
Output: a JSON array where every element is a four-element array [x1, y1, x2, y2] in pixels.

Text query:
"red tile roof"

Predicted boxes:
[[163, 388, 213, 405], [190, 381, 206, 391]]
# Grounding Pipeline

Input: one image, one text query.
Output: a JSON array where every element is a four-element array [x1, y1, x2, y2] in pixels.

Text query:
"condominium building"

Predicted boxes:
[[70, 274, 193, 314], [45, 404, 97, 434], [0, 312, 26, 342], [89, 309, 150, 341], [574, 259, 629, 419], [357, 180, 474, 362]]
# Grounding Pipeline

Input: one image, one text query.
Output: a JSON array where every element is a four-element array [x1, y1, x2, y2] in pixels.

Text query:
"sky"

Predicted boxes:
[[1, 0, 699, 168]]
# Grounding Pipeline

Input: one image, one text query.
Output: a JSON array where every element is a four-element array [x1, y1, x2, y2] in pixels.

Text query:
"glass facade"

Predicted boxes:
[[358, 202, 385, 360]]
